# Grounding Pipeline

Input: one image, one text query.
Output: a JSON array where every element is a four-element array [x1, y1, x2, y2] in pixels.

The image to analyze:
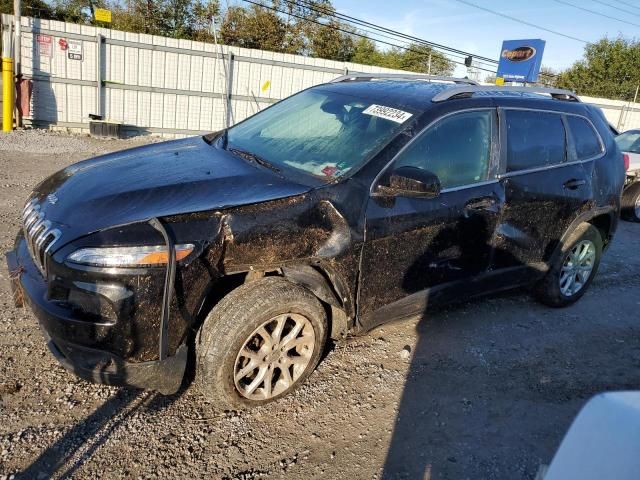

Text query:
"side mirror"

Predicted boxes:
[[376, 166, 441, 198]]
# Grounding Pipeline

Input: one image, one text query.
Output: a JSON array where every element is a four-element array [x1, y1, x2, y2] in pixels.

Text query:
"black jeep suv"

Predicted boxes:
[[6, 75, 625, 408]]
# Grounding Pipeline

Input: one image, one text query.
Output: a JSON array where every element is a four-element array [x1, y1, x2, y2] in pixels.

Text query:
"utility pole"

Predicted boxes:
[[2, 15, 14, 132]]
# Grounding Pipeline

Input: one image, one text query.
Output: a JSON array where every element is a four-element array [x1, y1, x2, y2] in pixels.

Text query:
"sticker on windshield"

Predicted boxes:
[[321, 165, 339, 177], [363, 104, 413, 124]]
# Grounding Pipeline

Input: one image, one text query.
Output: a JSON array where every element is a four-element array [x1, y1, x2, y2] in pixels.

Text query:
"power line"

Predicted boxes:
[[288, 0, 560, 78], [287, 0, 498, 69], [590, 0, 640, 17], [241, 0, 500, 74], [291, 0, 501, 65], [452, 0, 590, 44], [553, 0, 640, 28], [615, 0, 640, 13]]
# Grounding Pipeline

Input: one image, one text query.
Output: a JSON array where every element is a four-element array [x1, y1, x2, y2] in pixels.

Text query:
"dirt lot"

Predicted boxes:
[[0, 130, 639, 480]]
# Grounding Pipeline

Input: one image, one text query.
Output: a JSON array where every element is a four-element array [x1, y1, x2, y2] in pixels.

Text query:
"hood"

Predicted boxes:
[[30, 136, 312, 244]]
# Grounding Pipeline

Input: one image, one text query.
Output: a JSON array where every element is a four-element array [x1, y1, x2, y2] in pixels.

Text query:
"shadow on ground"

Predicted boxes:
[[18, 388, 180, 479]]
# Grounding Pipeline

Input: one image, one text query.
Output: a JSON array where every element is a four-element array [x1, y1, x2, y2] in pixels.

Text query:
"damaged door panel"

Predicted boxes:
[[493, 109, 595, 273], [359, 107, 502, 329]]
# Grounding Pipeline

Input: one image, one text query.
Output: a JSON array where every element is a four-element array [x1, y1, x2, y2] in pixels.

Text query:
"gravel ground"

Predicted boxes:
[[1, 130, 639, 480]]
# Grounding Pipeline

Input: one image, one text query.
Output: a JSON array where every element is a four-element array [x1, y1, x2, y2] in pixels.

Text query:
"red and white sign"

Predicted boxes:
[[36, 34, 52, 57], [58, 38, 68, 51]]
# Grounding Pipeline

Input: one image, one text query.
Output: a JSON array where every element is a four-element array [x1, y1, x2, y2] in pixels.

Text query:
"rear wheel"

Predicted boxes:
[[196, 277, 328, 409], [621, 182, 640, 222], [535, 223, 603, 307]]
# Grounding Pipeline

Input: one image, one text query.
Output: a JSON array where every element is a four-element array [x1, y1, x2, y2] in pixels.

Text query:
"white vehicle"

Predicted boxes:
[[615, 129, 640, 222], [543, 391, 640, 480]]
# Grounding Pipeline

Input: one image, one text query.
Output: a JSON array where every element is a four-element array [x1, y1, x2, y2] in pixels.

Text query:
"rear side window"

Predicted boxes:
[[394, 110, 494, 189], [615, 131, 640, 154], [567, 116, 602, 160], [506, 110, 566, 172]]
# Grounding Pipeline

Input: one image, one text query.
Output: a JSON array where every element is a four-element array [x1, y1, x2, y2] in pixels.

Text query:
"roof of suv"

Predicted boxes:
[[319, 79, 580, 113]]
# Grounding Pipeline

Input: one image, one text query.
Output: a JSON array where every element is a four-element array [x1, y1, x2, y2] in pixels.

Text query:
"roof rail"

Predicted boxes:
[[331, 73, 479, 85], [431, 85, 580, 103]]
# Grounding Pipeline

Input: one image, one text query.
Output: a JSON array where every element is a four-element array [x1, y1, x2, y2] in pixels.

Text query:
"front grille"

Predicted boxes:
[[22, 198, 62, 276]]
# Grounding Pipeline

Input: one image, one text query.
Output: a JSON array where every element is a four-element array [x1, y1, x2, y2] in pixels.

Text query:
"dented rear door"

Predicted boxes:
[[493, 108, 592, 271]]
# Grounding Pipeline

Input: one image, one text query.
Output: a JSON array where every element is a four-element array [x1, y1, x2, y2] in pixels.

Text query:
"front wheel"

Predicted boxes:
[[621, 182, 640, 222], [535, 223, 603, 308], [196, 277, 328, 409]]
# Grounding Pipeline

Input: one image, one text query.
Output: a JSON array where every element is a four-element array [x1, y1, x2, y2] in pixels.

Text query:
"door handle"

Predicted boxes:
[[563, 179, 586, 190], [465, 196, 500, 213]]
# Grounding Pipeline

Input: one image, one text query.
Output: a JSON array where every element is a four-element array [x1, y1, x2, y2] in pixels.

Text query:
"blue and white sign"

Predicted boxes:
[[496, 39, 546, 83]]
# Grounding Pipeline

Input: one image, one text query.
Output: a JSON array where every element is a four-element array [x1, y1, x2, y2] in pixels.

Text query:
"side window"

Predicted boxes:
[[393, 110, 494, 189], [567, 116, 603, 160], [506, 110, 566, 172]]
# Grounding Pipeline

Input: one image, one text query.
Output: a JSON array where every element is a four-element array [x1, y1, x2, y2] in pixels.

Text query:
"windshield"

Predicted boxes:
[[225, 88, 412, 179], [615, 131, 640, 153]]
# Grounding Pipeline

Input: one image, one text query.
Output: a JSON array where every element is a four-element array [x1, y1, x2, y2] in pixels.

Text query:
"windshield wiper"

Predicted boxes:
[[229, 147, 283, 175]]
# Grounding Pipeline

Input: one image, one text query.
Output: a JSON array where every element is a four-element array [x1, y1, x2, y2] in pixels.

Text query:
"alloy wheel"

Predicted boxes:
[[234, 313, 316, 400], [559, 240, 596, 297]]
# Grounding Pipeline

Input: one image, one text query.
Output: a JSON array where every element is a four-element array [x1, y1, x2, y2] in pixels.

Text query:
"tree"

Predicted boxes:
[[51, 0, 105, 24], [220, 4, 287, 52], [111, 0, 164, 35], [351, 37, 380, 66], [161, 0, 198, 39], [378, 44, 454, 75], [191, 0, 221, 42], [305, 19, 354, 61], [0, 0, 54, 18], [5, 0, 453, 76], [556, 37, 640, 100]]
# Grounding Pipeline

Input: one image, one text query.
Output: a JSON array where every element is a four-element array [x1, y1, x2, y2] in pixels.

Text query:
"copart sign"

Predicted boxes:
[[496, 39, 546, 83]]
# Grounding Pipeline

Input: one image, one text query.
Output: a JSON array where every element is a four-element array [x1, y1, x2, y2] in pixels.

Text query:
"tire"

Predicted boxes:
[[535, 223, 603, 308], [621, 182, 640, 222], [196, 276, 328, 410]]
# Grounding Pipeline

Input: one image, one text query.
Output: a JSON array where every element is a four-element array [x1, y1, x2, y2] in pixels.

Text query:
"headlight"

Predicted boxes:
[[67, 244, 195, 267]]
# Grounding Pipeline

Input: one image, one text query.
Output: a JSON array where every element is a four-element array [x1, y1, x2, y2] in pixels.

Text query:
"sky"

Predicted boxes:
[[331, 0, 640, 76]]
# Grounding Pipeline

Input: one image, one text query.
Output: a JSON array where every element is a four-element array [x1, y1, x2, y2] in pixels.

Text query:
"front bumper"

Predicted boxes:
[[5, 239, 187, 395]]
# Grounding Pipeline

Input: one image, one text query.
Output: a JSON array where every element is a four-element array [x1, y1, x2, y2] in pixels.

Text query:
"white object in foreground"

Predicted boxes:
[[544, 391, 640, 480]]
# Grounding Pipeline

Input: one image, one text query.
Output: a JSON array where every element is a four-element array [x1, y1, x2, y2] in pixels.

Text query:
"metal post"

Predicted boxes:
[[211, 18, 231, 131], [427, 53, 432, 75], [13, 0, 21, 127], [618, 85, 639, 131], [96, 33, 104, 118], [13, 0, 20, 76], [2, 17, 14, 132], [617, 105, 626, 131], [225, 53, 234, 128]]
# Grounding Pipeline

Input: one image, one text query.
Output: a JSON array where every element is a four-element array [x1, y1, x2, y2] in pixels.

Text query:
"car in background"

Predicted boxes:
[[614, 129, 640, 222]]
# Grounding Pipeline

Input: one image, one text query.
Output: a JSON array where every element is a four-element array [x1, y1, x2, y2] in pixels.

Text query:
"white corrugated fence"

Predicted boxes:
[[1, 14, 410, 137], [1, 14, 640, 137]]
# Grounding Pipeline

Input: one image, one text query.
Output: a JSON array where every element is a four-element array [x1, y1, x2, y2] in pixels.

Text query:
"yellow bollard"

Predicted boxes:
[[2, 57, 14, 132]]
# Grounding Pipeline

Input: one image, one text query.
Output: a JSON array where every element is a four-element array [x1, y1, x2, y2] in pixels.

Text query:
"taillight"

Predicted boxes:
[[623, 153, 630, 171]]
